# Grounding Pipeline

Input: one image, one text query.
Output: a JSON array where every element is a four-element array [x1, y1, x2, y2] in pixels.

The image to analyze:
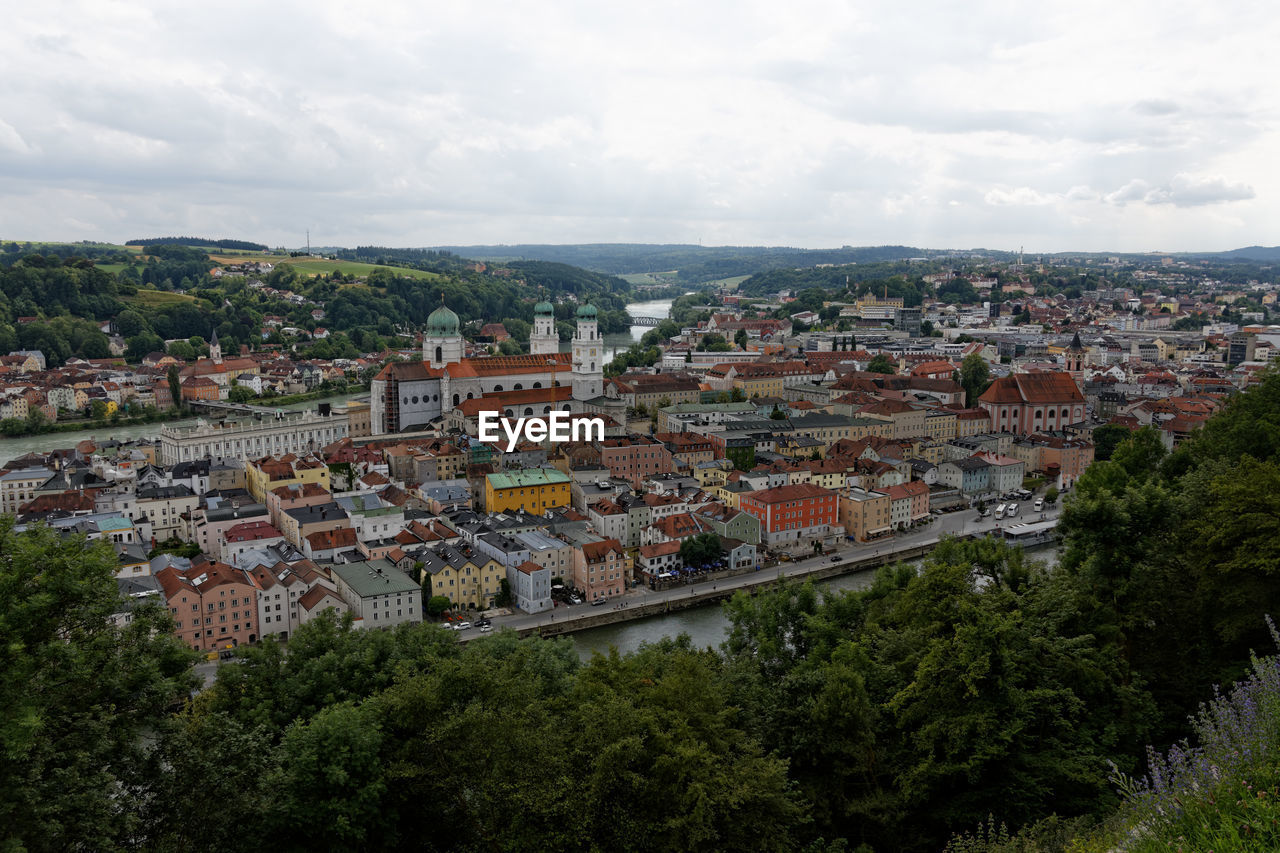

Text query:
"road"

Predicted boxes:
[[459, 501, 1065, 639]]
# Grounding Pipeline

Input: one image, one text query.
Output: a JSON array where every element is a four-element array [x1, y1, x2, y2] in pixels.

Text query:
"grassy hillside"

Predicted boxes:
[[209, 254, 440, 281], [123, 289, 199, 307]]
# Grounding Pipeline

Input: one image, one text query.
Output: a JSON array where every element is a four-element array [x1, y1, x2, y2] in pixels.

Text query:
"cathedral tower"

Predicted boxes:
[[571, 303, 603, 401], [423, 298, 464, 369], [530, 296, 558, 356]]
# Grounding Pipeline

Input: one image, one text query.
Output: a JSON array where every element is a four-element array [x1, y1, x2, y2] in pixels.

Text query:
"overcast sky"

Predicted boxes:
[[2, 1, 1276, 253]]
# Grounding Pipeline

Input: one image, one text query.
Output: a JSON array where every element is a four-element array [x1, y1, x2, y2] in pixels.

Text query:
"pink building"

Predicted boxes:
[[882, 480, 930, 526], [598, 436, 674, 488], [156, 560, 262, 651], [977, 373, 1086, 436], [573, 538, 627, 602]]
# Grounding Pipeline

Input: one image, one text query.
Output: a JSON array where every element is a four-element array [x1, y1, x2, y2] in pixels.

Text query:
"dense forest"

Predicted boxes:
[[124, 237, 268, 251], [5, 371, 1280, 851]]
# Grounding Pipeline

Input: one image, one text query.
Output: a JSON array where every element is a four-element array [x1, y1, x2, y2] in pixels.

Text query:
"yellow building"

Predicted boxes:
[[692, 460, 731, 488], [924, 409, 958, 442], [484, 468, 571, 514], [246, 454, 331, 502], [839, 488, 892, 542], [419, 544, 506, 610]]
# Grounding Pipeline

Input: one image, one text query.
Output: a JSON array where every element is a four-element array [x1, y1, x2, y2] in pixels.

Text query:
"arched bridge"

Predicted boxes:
[[629, 316, 666, 326]]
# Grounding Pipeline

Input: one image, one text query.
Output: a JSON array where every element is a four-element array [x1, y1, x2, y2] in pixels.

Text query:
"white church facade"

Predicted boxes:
[[370, 300, 615, 436]]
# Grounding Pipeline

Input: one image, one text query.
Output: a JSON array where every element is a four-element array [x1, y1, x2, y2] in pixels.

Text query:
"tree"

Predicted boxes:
[[227, 385, 256, 404], [167, 365, 182, 410], [1044, 486, 1059, 505], [89, 399, 109, 420], [734, 328, 749, 348], [867, 353, 896, 374], [1091, 423, 1133, 461], [0, 519, 196, 850], [495, 578, 513, 608], [679, 532, 723, 568], [426, 595, 452, 617], [959, 351, 991, 407]]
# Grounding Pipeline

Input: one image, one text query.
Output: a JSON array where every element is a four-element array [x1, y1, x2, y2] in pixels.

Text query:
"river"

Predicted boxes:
[[582, 297, 674, 363], [0, 392, 365, 464], [569, 545, 1061, 659]]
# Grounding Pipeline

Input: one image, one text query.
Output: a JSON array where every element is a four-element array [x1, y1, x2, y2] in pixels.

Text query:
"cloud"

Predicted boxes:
[[0, 0, 1275, 252], [984, 187, 1057, 206], [1133, 99, 1179, 115], [1106, 174, 1255, 207]]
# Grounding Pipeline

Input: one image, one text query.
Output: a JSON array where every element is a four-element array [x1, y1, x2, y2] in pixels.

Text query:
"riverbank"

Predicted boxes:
[[459, 512, 1062, 645], [6, 408, 186, 439], [0, 390, 366, 463]]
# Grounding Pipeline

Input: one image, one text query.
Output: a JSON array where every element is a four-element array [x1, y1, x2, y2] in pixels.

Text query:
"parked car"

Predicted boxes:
[[569, 595, 582, 604], [591, 597, 607, 606], [478, 624, 493, 633], [830, 555, 841, 563], [455, 621, 473, 631]]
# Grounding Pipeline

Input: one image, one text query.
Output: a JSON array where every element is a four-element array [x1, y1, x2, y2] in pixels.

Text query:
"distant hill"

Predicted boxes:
[[1197, 245, 1280, 261], [429, 243, 945, 283]]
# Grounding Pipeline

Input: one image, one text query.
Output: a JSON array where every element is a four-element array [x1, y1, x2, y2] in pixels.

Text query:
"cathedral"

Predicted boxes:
[[369, 299, 616, 435]]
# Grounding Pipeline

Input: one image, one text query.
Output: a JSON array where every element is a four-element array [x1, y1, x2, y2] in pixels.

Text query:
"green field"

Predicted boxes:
[[619, 271, 679, 285], [211, 254, 440, 281], [702, 275, 750, 290], [124, 289, 198, 307]]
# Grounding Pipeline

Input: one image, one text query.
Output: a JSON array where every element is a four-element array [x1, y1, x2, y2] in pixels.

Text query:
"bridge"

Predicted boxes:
[[187, 400, 294, 416], [629, 315, 666, 327]]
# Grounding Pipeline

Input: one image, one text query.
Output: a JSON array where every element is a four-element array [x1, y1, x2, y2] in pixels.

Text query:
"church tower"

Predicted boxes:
[[209, 328, 222, 364], [571, 303, 603, 401], [1065, 331, 1086, 380], [423, 297, 464, 369], [530, 296, 558, 356]]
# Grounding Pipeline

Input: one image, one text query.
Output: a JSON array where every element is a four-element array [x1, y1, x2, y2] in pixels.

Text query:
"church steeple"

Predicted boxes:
[[1065, 331, 1084, 378], [209, 328, 222, 364]]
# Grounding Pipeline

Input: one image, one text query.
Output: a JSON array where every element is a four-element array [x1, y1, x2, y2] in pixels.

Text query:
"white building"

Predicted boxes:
[[158, 409, 349, 464]]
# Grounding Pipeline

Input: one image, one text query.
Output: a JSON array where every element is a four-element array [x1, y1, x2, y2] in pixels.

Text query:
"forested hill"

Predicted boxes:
[[0, 244, 640, 365], [125, 237, 268, 251], [430, 242, 945, 281]]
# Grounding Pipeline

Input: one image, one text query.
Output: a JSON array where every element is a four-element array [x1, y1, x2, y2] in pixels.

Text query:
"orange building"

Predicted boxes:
[[740, 482, 840, 547]]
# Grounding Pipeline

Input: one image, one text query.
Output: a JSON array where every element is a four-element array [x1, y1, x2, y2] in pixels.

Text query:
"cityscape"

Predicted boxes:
[[5, 1, 1280, 850]]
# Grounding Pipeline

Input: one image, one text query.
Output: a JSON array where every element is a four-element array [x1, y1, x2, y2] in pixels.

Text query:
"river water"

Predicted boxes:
[[596, 297, 675, 362], [0, 392, 364, 465], [570, 545, 1061, 659]]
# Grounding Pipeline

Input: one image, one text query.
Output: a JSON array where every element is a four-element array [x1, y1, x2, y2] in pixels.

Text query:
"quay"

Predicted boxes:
[[461, 516, 1061, 642]]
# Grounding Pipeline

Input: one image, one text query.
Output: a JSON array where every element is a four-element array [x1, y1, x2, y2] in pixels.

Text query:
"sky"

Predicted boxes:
[[1, 1, 1277, 254]]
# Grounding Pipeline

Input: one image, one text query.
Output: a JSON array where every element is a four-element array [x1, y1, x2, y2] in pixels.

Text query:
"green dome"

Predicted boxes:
[[576, 303, 598, 320], [426, 303, 460, 336], [535, 300, 555, 316]]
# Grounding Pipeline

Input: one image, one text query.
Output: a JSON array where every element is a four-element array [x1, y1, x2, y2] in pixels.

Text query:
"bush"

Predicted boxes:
[[1099, 619, 1280, 852]]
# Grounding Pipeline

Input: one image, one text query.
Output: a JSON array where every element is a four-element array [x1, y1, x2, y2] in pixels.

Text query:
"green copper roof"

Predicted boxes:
[[426, 302, 460, 336], [535, 300, 554, 316], [576, 303, 597, 319]]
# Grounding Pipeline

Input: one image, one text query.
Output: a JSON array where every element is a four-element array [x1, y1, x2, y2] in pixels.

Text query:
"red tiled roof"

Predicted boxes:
[[580, 538, 623, 561]]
